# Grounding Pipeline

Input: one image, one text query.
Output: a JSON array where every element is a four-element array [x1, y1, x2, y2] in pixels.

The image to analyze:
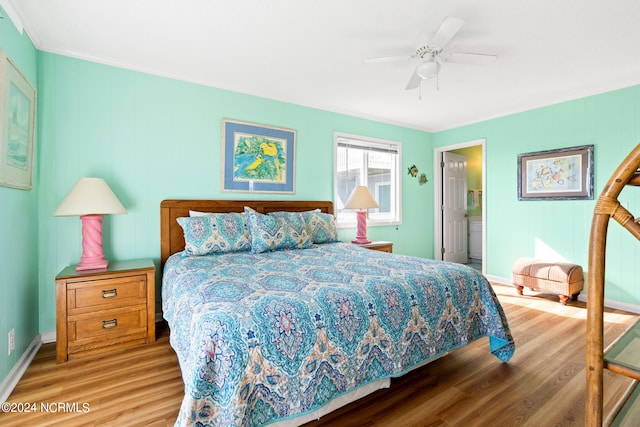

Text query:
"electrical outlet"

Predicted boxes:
[[8, 329, 14, 356]]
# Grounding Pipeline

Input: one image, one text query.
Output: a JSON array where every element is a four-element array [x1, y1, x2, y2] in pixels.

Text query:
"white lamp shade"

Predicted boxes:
[[417, 61, 440, 79], [344, 186, 379, 210], [54, 177, 127, 216]]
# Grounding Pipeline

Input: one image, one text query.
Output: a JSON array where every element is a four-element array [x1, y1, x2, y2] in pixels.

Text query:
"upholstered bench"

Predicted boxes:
[[512, 258, 584, 305]]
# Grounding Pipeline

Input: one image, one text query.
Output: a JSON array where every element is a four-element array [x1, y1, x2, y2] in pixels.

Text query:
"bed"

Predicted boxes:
[[160, 199, 515, 427]]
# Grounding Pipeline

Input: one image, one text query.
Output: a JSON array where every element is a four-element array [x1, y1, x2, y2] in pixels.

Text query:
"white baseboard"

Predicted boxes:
[[40, 331, 56, 344], [486, 274, 640, 314], [596, 297, 640, 314], [485, 274, 512, 286], [0, 334, 42, 403]]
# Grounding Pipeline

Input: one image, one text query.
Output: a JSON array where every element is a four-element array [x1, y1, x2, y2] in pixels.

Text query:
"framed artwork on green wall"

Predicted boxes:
[[221, 119, 296, 193], [517, 144, 594, 201], [0, 49, 36, 191]]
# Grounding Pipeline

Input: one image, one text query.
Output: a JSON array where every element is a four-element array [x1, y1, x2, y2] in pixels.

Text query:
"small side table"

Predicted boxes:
[[55, 259, 156, 363], [355, 241, 393, 253]]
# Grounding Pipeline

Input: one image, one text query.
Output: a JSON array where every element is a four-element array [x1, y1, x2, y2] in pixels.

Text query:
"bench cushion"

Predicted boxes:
[[512, 257, 584, 297]]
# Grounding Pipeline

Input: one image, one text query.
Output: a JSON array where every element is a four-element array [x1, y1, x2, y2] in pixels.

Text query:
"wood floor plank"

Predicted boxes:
[[1, 284, 637, 426]]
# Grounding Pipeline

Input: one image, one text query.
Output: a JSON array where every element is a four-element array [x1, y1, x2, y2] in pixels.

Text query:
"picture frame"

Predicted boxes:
[[0, 49, 36, 190], [221, 119, 296, 193], [517, 145, 594, 201]]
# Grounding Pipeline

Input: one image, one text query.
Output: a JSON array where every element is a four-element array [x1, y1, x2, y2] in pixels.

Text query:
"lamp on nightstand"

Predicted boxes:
[[344, 186, 379, 244], [54, 177, 127, 271]]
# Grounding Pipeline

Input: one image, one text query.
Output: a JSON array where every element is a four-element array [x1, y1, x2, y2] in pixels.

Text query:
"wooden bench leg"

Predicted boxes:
[[559, 295, 569, 305], [515, 285, 524, 295]]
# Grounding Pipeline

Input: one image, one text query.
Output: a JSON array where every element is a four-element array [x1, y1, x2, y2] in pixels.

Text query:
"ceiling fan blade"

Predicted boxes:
[[444, 52, 497, 65], [405, 69, 421, 90], [429, 16, 464, 50], [363, 55, 410, 64]]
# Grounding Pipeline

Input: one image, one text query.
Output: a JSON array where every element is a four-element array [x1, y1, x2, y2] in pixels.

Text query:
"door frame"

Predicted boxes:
[[433, 138, 486, 273]]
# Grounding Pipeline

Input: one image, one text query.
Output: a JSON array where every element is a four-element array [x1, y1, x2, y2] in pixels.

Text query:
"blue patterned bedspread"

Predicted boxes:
[[162, 242, 514, 426]]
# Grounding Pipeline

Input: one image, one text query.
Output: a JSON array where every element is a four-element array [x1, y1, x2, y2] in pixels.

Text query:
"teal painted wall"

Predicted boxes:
[[0, 12, 39, 388], [5, 7, 640, 395], [37, 53, 433, 334], [434, 86, 640, 304]]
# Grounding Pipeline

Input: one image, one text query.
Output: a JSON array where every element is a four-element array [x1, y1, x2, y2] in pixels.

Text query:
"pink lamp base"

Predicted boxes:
[[76, 214, 109, 271], [352, 238, 372, 244], [351, 210, 371, 244]]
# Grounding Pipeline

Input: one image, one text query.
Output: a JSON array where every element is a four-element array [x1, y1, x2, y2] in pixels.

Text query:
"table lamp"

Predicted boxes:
[[54, 177, 127, 271], [344, 186, 379, 244]]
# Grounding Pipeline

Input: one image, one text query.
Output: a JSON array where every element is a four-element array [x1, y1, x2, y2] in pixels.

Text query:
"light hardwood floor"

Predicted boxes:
[[1, 284, 637, 427]]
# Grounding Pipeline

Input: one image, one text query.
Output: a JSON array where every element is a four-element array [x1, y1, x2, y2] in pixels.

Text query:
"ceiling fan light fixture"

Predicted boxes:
[[416, 61, 440, 79]]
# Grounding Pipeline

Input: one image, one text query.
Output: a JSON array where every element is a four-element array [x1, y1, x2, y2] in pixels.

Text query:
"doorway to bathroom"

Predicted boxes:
[[433, 139, 485, 273]]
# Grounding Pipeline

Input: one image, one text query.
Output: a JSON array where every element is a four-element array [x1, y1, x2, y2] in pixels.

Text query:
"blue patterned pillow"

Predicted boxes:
[[177, 213, 251, 256], [245, 207, 313, 253], [301, 210, 339, 244]]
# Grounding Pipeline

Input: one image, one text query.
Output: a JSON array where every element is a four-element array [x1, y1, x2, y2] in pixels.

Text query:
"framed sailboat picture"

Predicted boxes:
[[0, 49, 36, 190]]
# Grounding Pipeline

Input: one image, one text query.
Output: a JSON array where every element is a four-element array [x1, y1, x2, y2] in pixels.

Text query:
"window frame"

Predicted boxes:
[[333, 132, 402, 228]]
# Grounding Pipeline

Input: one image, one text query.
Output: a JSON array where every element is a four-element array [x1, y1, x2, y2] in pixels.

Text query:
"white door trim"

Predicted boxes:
[[433, 138, 486, 273]]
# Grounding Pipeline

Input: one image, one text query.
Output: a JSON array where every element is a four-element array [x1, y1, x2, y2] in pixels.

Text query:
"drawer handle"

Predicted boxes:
[[102, 319, 118, 329], [102, 289, 117, 299]]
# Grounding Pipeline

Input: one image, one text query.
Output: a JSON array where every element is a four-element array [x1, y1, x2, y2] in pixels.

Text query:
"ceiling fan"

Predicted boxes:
[[365, 16, 497, 92]]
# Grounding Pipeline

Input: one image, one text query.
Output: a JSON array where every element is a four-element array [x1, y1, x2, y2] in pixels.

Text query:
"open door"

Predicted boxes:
[[442, 151, 468, 263]]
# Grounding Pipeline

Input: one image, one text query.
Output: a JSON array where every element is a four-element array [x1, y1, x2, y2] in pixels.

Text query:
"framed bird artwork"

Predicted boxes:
[[222, 119, 296, 193]]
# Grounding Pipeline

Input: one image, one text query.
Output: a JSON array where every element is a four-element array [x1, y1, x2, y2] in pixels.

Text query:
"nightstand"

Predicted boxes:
[[55, 259, 156, 363], [356, 241, 393, 253]]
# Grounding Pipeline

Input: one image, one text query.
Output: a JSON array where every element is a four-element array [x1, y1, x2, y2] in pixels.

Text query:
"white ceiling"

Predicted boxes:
[[5, 0, 640, 132]]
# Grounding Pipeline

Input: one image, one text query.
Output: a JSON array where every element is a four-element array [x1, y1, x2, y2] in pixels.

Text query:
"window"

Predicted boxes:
[[334, 132, 401, 227]]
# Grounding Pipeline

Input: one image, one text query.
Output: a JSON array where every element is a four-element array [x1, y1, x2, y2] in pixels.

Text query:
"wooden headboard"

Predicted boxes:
[[160, 199, 334, 267]]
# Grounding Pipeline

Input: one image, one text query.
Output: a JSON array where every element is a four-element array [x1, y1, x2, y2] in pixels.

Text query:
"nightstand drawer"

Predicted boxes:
[[357, 241, 393, 253], [56, 259, 156, 362], [70, 306, 147, 341], [70, 275, 147, 310]]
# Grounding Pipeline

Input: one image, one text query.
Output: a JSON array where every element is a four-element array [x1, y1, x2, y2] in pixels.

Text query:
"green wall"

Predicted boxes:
[[36, 53, 433, 334], [4, 6, 640, 396], [434, 86, 640, 304], [0, 11, 39, 389]]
